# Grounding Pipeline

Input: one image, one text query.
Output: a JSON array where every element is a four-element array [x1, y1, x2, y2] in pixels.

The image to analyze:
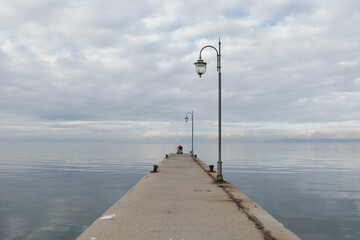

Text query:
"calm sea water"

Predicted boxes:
[[0, 142, 359, 240]]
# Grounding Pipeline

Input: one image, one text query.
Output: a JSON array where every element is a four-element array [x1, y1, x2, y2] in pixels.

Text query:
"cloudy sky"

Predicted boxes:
[[1, 0, 360, 143]]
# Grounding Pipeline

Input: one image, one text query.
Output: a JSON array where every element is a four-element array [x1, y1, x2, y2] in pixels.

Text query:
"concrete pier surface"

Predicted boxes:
[[77, 154, 300, 240]]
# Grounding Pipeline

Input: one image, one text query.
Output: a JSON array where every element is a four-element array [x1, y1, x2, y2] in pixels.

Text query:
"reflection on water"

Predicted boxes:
[[0, 142, 359, 240], [196, 143, 360, 240], [0, 143, 173, 240]]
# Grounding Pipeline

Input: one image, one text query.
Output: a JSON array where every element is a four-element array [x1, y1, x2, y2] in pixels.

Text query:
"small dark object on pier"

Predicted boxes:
[[151, 165, 159, 173], [209, 165, 214, 172], [166, 154, 168, 158]]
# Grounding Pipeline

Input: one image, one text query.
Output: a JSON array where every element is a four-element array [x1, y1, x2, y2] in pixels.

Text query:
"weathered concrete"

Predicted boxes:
[[77, 154, 300, 240]]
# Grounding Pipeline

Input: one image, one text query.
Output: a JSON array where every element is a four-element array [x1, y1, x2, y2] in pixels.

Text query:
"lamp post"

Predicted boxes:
[[185, 111, 194, 156], [194, 38, 223, 182]]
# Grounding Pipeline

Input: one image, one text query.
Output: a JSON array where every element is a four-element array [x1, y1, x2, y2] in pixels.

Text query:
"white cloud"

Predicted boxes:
[[1, 0, 360, 142]]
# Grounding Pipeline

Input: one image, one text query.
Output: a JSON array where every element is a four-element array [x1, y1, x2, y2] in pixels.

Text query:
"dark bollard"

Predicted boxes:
[[209, 165, 214, 172], [152, 165, 158, 173], [166, 154, 168, 158], [194, 154, 197, 158]]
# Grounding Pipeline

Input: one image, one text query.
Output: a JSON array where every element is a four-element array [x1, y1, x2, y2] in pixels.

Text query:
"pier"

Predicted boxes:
[[76, 153, 300, 240]]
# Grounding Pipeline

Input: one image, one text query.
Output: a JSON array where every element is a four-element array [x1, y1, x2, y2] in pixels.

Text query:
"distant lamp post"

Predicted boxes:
[[194, 38, 223, 182], [185, 111, 194, 156]]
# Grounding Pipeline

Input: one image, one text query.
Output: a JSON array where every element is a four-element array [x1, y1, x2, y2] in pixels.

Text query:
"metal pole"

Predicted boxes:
[[196, 39, 223, 182], [217, 39, 223, 182], [185, 111, 194, 156], [192, 110, 194, 156]]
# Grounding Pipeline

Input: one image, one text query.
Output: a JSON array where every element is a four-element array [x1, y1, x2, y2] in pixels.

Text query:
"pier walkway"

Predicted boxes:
[[77, 153, 300, 240]]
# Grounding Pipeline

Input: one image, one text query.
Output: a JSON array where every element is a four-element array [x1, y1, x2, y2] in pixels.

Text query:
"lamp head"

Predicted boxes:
[[185, 116, 189, 122], [194, 59, 207, 78]]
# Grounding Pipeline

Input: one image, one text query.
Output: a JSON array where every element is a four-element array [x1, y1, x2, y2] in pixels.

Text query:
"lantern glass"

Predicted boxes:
[[194, 59, 207, 77]]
